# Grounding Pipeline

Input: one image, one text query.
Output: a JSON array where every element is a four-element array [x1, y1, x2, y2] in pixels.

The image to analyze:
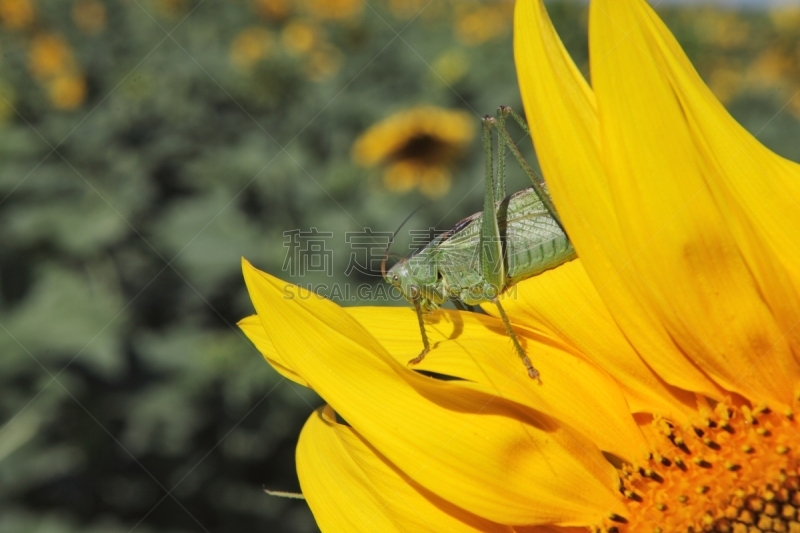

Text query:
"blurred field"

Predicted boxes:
[[0, 1, 798, 532]]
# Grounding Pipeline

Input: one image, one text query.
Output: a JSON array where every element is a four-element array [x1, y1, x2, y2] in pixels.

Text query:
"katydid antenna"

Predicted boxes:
[[380, 203, 430, 278]]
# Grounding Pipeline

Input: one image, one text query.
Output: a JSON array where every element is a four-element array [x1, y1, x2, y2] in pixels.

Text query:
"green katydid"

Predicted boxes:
[[381, 107, 576, 381]]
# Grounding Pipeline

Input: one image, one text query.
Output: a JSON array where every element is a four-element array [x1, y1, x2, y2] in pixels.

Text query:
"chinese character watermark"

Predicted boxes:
[[344, 229, 393, 278], [408, 227, 447, 253], [282, 227, 334, 277]]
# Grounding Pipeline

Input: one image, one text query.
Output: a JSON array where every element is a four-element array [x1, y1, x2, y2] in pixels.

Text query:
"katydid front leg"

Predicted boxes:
[[408, 115, 500, 365], [408, 294, 431, 366]]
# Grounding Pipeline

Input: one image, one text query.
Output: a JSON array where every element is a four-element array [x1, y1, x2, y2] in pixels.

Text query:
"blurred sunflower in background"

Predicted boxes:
[[453, 2, 513, 46], [0, 0, 34, 30], [278, 19, 344, 81], [755, 6, 800, 119], [242, 0, 800, 531], [351, 106, 474, 198], [229, 26, 275, 70], [232, 4, 346, 83], [27, 32, 86, 110]]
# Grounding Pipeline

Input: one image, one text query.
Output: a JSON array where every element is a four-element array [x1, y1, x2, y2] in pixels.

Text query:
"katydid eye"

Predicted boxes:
[[392, 274, 399, 283]]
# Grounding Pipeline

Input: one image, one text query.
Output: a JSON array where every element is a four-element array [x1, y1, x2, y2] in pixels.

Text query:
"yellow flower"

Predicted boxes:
[[281, 20, 319, 55], [454, 3, 512, 46], [241, 0, 800, 531], [707, 65, 742, 105], [28, 34, 73, 80], [229, 27, 274, 70], [432, 48, 470, 85], [351, 106, 474, 198], [27, 32, 86, 110], [0, 0, 34, 30], [278, 19, 343, 82], [692, 9, 750, 50], [47, 72, 86, 110], [769, 6, 800, 34], [748, 48, 795, 90], [303, 43, 343, 82]]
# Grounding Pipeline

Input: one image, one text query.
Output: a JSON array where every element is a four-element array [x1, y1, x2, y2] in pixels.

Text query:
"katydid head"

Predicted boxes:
[[384, 259, 420, 301], [382, 240, 422, 303], [386, 255, 447, 312]]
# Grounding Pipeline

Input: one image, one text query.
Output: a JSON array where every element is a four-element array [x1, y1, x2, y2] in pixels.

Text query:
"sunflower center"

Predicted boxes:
[[391, 134, 460, 166], [599, 403, 799, 533]]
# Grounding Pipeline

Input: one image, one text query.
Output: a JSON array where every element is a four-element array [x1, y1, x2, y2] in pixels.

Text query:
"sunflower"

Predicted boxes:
[[454, 3, 513, 46], [229, 27, 274, 70], [28, 34, 74, 81], [47, 72, 87, 110], [240, 0, 800, 531], [351, 106, 474, 198], [0, 0, 34, 30]]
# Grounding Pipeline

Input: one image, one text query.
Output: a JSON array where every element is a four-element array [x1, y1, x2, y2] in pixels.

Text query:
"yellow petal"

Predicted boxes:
[[297, 406, 514, 533], [346, 305, 648, 463], [418, 167, 451, 198], [384, 162, 419, 192], [238, 314, 309, 387], [627, 0, 800, 376], [243, 259, 625, 524], [514, 0, 721, 398], [514, 526, 586, 533], [589, 0, 800, 405], [489, 260, 697, 424]]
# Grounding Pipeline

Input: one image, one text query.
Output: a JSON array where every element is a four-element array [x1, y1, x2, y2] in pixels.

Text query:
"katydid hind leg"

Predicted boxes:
[[495, 111, 506, 201], [494, 109, 564, 234], [479, 117, 506, 292], [494, 297, 541, 383], [408, 296, 431, 366], [496, 106, 542, 191], [499, 105, 530, 136]]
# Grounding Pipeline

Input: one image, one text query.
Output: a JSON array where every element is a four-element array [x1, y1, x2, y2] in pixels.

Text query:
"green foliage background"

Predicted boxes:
[[0, 1, 798, 531]]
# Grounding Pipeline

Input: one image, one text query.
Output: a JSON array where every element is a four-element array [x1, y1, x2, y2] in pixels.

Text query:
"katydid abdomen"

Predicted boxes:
[[433, 185, 575, 306]]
